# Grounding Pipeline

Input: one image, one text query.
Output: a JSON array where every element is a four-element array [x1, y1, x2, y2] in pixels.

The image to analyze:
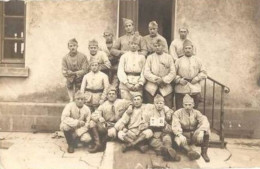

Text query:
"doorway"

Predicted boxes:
[[138, 0, 174, 45]]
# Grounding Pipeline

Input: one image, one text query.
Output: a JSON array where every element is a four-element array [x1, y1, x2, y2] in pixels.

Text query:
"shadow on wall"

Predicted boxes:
[[16, 86, 69, 103]]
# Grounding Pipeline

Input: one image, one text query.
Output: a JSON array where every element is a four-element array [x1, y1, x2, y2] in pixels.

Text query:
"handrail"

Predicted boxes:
[[207, 76, 230, 93], [202, 75, 230, 148]]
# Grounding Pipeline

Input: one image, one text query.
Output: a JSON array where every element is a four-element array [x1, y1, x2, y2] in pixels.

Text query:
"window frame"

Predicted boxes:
[[0, 1, 26, 65]]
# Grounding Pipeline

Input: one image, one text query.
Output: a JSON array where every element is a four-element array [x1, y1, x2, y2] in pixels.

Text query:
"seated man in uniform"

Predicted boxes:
[[172, 94, 210, 162], [86, 39, 111, 75], [114, 93, 153, 153], [80, 59, 110, 111], [88, 86, 132, 153], [60, 91, 92, 153], [144, 94, 181, 162], [117, 35, 146, 100]]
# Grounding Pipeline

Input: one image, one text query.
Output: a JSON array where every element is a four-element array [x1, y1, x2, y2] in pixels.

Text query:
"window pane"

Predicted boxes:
[[4, 18, 24, 38], [4, 1, 24, 16], [3, 40, 24, 59]]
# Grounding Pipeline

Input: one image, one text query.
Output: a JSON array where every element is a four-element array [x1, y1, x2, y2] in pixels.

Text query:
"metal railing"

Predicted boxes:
[[202, 76, 230, 148]]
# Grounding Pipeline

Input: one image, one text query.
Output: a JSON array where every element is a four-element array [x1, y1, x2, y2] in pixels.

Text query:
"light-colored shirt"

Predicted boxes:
[[86, 51, 111, 71], [143, 34, 168, 55], [80, 71, 109, 103], [91, 99, 131, 123], [175, 56, 207, 94], [169, 38, 196, 61], [111, 32, 148, 57], [172, 108, 210, 135], [114, 105, 147, 131], [144, 52, 176, 96], [60, 102, 91, 132], [117, 51, 146, 86]]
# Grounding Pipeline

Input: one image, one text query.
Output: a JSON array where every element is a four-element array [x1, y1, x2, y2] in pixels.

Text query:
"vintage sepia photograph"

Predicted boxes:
[[0, 0, 260, 168]]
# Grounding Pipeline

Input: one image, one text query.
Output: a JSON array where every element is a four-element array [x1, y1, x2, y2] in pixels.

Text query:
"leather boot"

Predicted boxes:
[[201, 133, 210, 162], [137, 143, 149, 153], [64, 131, 75, 153], [161, 146, 181, 162], [88, 127, 102, 153], [183, 144, 200, 160], [122, 135, 134, 153]]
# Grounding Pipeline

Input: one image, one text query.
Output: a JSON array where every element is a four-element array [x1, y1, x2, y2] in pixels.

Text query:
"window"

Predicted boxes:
[[0, 0, 25, 65]]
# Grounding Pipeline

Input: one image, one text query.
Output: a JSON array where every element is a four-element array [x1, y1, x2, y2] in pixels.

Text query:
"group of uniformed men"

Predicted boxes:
[[60, 18, 210, 163]]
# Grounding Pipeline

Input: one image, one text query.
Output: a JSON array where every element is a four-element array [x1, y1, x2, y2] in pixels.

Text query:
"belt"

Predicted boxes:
[[125, 72, 141, 76], [183, 78, 192, 83], [85, 88, 104, 93], [183, 129, 195, 132]]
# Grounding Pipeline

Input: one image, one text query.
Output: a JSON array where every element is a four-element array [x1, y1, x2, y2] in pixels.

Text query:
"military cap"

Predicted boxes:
[[132, 92, 143, 99], [129, 34, 141, 44], [89, 58, 100, 65], [68, 38, 78, 45], [153, 38, 165, 46], [148, 21, 158, 28], [154, 94, 164, 103], [122, 18, 134, 26], [75, 91, 85, 99], [183, 94, 194, 104], [104, 27, 113, 36], [183, 39, 193, 48], [107, 86, 117, 93], [88, 39, 99, 46]]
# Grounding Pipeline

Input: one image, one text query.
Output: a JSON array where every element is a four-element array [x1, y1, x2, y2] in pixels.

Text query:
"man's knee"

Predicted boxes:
[[89, 120, 97, 128], [142, 129, 153, 139], [80, 133, 92, 143], [61, 124, 73, 132], [120, 90, 132, 100], [174, 136, 187, 146]]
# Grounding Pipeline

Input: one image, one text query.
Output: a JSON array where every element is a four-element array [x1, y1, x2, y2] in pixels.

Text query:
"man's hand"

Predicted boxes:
[[125, 82, 134, 90], [133, 84, 141, 91], [67, 70, 76, 76], [191, 77, 200, 84], [107, 127, 117, 138], [125, 105, 133, 115], [139, 123, 149, 131], [166, 113, 172, 121], [78, 120, 85, 127], [179, 78, 188, 85], [99, 117, 105, 123], [99, 99, 105, 105], [155, 78, 163, 85], [120, 51, 127, 55], [197, 131, 204, 144], [178, 134, 187, 145]]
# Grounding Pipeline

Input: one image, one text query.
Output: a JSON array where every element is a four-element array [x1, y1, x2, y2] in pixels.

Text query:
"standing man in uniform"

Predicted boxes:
[[60, 91, 92, 153], [80, 60, 110, 112], [86, 39, 111, 75], [117, 35, 146, 100], [144, 21, 168, 56], [169, 28, 196, 61], [101, 28, 119, 87], [144, 38, 176, 108], [110, 18, 147, 57], [88, 86, 132, 153], [175, 39, 207, 110], [144, 94, 181, 162], [62, 38, 88, 102], [172, 94, 210, 162]]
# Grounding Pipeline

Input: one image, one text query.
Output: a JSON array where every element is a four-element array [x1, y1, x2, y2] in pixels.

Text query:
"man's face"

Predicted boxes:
[[68, 43, 78, 55], [133, 96, 142, 108], [129, 42, 138, 52], [89, 45, 98, 55], [90, 63, 99, 72], [184, 45, 193, 57], [149, 27, 158, 37], [75, 97, 84, 108], [104, 33, 113, 43], [179, 29, 188, 39], [154, 43, 163, 55], [107, 91, 117, 102], [154, 101, 164, 111], [124, 23, 134, 33], [183, 103, 194, 111]]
